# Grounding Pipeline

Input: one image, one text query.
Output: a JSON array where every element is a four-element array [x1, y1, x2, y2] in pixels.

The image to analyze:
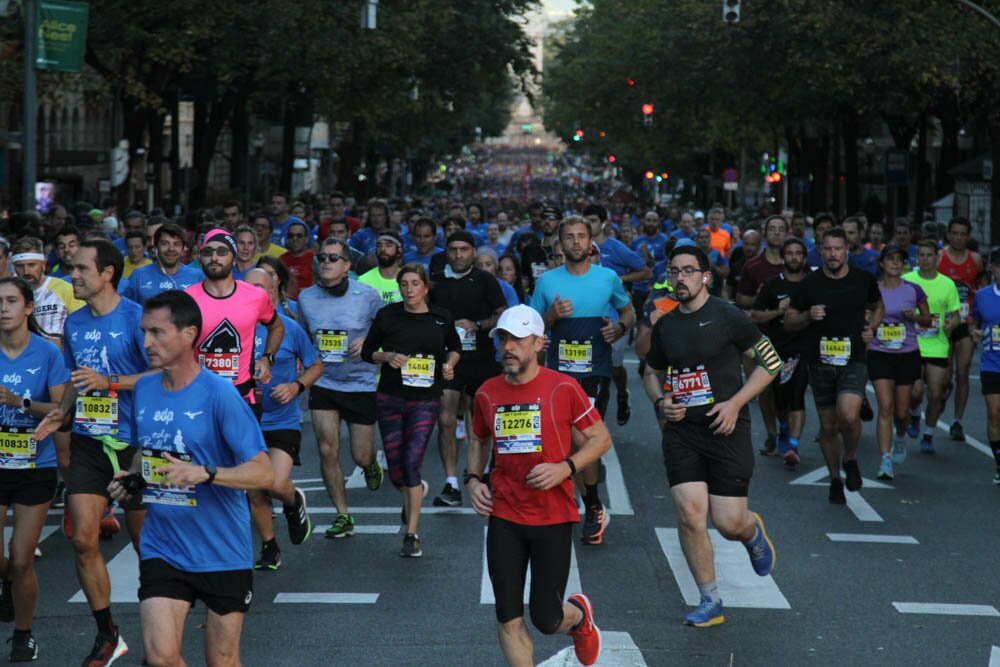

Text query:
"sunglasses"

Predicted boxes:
[[316, 253, 344, 264], [200, 246, 232, 257]]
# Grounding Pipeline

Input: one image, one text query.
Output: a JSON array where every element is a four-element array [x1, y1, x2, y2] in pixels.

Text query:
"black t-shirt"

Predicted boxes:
[[429, 267, 507, 364], [646, 296, 765, 425], [790, 266, 881, 365], [753, 273, 806, 357], [360, 303, 463, 399]]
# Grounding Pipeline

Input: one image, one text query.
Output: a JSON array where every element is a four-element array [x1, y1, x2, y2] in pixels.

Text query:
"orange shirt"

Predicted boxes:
[[705, 226, 732, 258]]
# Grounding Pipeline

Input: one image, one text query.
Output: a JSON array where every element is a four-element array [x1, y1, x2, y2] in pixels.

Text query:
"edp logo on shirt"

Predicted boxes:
[[1, 373, 21, 386], [153, 409, 175, 424], [85, 330, 102, 342]]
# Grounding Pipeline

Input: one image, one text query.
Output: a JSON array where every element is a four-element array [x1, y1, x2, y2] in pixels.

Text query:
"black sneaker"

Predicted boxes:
[[616, 392, 631, 426], [8, 631, 37, 662], [432, 483, 462, 507], [254, 542, 282, 571], [843, 459, 863, 492], [83, 630, 128, 666], [283, 487, 312, 545], [829, 478, 846, 505], [52, 481, 65, 509], [0, 581, 13, 623], [949, 420, 966, 442], [758, 436, 778, 456], [401, 533, 423, 558], [581, 505, 609, 545]]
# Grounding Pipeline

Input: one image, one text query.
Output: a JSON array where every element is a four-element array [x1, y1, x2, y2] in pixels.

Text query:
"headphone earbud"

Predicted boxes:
[[702, 276, 708, 284]]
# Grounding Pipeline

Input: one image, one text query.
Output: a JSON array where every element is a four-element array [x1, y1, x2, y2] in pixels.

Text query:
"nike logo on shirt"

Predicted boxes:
[[699, 321, 713, 327]]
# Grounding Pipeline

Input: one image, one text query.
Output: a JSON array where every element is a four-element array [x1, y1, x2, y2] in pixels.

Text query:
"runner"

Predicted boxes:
[[298, 237, 384, 537], [107, 289, 272, 667], [277, 219, 315, 299], [232, 225, 259, 281], [428, 230, 507, 508], [467, 304, 607, 666], [402, 218, 442, 269], [643, 245, 779, 627], [10, 236, 83, 343], [358, 230, 404, 305], [530, 216, 633, 545], [122, 230, 151, 278], [867, 245, 930, 480], [786, 228, 883, 504], [250, 213, 287, 260], [123, 223, 203, 304], [937, 216, 983, 442], [751, 237, 810, 466], [903, 240, 961, 454], [0, 277, 71, 661], [243, 269, 322, 571], [970, 251, 1000, 483], [33, 239, 150, 665], [50, 226, 82, 279], [361, 263, 462, 557], [844, 217, 880, 275]]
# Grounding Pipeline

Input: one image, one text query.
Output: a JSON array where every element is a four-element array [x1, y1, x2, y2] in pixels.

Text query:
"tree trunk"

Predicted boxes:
[[190, 90, 240, 209], [914, 110, 928, 223], [842, 111, 860, 214], [230, 93, 248, 193], [279, 98, 295, 195], [936, 100, 959, 199]]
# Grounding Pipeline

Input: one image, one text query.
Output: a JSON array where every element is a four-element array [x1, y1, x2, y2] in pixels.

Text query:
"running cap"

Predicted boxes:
[[674, 238, 697, 249], [879, 243, 906, 261], [694, 210, 705, 219], [201, 228, 238, 254], [87, 208, 104, 221], [446, 230, 476, 248], [490, 304, 545, 339], [541, 206, 561, 221]]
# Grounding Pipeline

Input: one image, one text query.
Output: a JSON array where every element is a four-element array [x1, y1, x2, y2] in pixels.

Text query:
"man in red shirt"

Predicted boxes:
[[317, 191, 362, 239], [278, 219, 314, 298], [466, 305, 609, 667]]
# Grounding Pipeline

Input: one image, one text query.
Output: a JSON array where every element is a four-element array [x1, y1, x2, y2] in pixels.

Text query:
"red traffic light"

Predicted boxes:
[[641, 104, 654, 116], [644, 170, 654, 180], [608, 155, 616, 163]]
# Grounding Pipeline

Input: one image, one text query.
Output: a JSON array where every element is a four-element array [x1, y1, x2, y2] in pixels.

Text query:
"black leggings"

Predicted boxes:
[[774, 356, 808, 413], [487, 516, 573, 632]]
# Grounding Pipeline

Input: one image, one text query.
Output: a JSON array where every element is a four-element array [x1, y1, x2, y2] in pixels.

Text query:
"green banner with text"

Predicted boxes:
[[35, 0, 88, 72]]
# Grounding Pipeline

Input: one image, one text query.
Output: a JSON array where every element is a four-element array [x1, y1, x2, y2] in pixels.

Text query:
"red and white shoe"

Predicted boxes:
[[567, 593, 601, 666]]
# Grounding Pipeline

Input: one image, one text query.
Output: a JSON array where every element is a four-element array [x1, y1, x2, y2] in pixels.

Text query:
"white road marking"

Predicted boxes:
[[790, 465, 891, 490], [790, 467, 885, 521], [292, 478, 323, 484], [345, 451, 389, 489], [273, 593, 378, 604], [4, 525, 57, 545], [313, 524, 400, 535], [480, 527, 582, 605], [826, 533, 918, 544], [307, 506, 477, 515], [893, 602, 999, 617], [845, 490, 884, 522], [70, 545, 138, 603], [654, 528, 790, 609], [603, 441, 634, 515], [538, 631, 647, 666], [989, 645, 1000, 667]]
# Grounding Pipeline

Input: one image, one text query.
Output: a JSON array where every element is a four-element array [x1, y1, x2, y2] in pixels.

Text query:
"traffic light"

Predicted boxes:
[[723, 0, 740, 23], [644, 170, 654, 180], [642, 103, 654, 127], [608, 155, 616, 163], [573, 129, 584, 142]]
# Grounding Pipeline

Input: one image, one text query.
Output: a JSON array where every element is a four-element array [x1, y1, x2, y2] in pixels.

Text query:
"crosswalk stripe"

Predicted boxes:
[[603, 442, 634, 516], [845, 490, 883, 522], [306, 506, 477, 515], [892, 602, 999, 617], [69, 545, 139, 604], [479, 527, 582, 605], [654, 527, 790, 609], [989, 645, 1000, 667], [538, 631, 648, 666], [273, 593, 378, 604], [826, 533, 918, 544], [313, 524, 400, 535]]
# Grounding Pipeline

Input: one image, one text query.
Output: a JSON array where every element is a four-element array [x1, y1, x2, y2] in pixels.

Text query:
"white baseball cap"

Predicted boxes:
[[490, 304, 545, 338]]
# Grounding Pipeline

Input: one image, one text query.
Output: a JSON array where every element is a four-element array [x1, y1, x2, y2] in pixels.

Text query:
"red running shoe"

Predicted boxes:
[[99, 504, 120, 540], [567, 593, 601, 666]]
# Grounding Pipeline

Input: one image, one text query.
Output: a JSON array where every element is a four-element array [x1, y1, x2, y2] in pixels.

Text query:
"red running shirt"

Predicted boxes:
[[473, 367, 601, 526], [185, 281, 276, 387], [938, 249, 979, 320]]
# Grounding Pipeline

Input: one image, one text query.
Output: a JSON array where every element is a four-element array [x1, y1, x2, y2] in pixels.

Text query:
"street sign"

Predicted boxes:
[[723, 181, 738, 191], [722, 167, 738, 182]]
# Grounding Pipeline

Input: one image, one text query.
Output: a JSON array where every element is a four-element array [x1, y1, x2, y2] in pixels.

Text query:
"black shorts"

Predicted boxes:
[[868, 350, 921, 386], [308, 385, 377, 425], [139, 557, 253, 615], [921, 356, 948, 369], [982, 371, 1000, 396], [263, 429, 301, 466], [0, 468, 57, 507], [486, 516, 572, 633], [949, 323, 970, 342], [661, 417, 754, 497], [808, 360, 868, 410], [578, 376, 611, 420], [774, 355, 808, 413], [442, 360, 500, 398], [64, 433, 143, 510]]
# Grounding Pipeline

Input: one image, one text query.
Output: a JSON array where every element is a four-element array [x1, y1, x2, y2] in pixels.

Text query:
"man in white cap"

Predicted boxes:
[[466, 304, 610, 666]]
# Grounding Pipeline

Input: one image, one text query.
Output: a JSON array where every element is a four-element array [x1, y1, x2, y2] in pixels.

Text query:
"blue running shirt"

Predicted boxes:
[[254, 314, 318, 431], [972, 284, 1000, 374]]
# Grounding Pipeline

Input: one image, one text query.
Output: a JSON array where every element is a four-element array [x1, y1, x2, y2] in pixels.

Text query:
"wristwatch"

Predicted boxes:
[[462, 472, 482, 485], [20, 397, 31, 412], [108, 375, 120, 392], [263, 352, 275, 365], [204, 464, 217, 485]]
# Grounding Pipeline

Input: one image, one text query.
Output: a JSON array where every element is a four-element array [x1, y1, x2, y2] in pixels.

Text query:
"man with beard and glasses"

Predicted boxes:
[[185, 230, 284, 421], [785, 228, 883, 504], [530, 217, 634, 546], [359, 231, 404, 305], [278, 219, 315, 299], [643, 245, 780, 628], [11, 236, 83, 344], [124, 223, 203, 304]]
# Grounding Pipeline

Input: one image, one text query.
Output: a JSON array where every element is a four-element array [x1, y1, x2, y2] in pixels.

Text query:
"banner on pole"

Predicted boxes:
[[35, 0, 87, 72]]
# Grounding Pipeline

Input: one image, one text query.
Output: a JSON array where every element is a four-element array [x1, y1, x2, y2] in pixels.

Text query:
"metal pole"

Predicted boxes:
[[22, 0, 36, 210], [955, 0, 1000, 29]]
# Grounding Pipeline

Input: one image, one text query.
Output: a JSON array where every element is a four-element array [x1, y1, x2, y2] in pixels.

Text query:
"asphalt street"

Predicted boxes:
[[15, 352, 1000, 666]]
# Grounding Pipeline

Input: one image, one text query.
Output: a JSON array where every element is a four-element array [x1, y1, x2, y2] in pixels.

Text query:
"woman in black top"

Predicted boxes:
[[361, 263, 461, 557]]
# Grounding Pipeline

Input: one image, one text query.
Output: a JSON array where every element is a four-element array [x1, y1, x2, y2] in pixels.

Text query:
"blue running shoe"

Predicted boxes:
[[907, 415, 920, 439], [776, 435, 790, 455], [891, 435, 907, 464], [744, 512, 776, 576], [684, 596, 725, 627], [920, 435, 936, 455], [877, 454, 894, 481]]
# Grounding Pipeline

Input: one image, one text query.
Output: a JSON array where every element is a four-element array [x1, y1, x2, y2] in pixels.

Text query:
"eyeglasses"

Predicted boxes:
[[200, 246, 232, 258], [316, 253, 344, 264], [666, 266, 702, 278]]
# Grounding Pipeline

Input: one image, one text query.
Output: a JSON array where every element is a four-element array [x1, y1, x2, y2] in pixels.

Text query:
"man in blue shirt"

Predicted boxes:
[[844, 217, 880, 275], [124, 223, 203, 303], [970, 250, 1000, 484], [109, 289, 272, 667], [670, 212, 698, 242], [403, 218, 442, 268], [244, 269, 323, 571], [806, 214, 836, 269]]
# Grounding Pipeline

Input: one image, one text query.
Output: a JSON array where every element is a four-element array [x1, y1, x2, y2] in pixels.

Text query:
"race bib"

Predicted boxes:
[[558, 340, 593, 374], [75, 393, 119, 435], [960, 302, 970, 320], [820, 337, 851, 366], [494, 403, 542, 454], [0, 426, 36, 469], [531, 262, 548, 279], [670, 366, 714, 406], [779, 356, 799, 385], [876, 323, 905, 350], [457, 326, 477, 352], [199, 352, 239, 381], [990, 325, 1000, 353], [317, 329, 348, 363], [402, 354, 436, 388], [141, 448, 197, 506]]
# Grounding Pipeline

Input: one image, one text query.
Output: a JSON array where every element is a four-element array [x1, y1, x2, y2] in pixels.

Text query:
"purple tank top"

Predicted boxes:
[[869, 281, 926, 354]]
